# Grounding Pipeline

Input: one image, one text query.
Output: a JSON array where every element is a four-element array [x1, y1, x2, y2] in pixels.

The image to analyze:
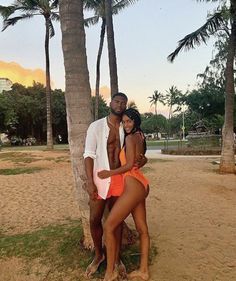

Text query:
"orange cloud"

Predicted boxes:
[[91, 85, 111, 99], [0, 61, 47, 87]]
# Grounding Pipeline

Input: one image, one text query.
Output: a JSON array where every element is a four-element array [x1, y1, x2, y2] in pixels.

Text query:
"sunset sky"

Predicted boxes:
[[0, 0, 219, 114]]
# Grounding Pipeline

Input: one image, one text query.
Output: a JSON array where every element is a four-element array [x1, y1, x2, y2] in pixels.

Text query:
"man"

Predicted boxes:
[[84, 92, 145, 277]]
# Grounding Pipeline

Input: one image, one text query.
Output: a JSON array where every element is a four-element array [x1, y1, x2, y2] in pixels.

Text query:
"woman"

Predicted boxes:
[[98, 108, 150, 281]]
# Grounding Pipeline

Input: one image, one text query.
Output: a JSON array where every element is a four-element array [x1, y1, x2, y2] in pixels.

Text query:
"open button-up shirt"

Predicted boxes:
[[83, 117, 125, 199]]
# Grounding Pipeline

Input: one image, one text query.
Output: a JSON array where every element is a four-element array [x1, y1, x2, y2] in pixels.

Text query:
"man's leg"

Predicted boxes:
[[85, 198, 106, 277], [108, 196, 126, 278]]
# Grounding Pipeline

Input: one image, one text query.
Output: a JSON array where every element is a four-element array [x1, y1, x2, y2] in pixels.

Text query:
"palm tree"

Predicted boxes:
[[148, 90, 164, 138], [168, 0, 236, 174], [127, 100, 138, 110], [105, 0, 118, 97], [59, 0, 93, 248], [84, 0, 138, 120], [148, 90, 164, 116], [0, 0, 59, 149], [165, 86, 183, 138]]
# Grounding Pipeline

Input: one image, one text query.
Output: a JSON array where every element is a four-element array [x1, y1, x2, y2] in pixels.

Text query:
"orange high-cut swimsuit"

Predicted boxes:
[[119, 147, 149, 189]]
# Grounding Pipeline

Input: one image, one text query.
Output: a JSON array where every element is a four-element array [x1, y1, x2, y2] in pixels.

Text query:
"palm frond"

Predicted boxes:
[[196, 0, 219, 2], [84, 15, 100, 27], [2, 13, 34, 31], [168, 11, 225, 62], [50, 0, 59, 9], [48, 19, 55, 38], [0, 5, 16, 18], [50, 12, 59, 21], [84, 0, 102, 10], [14, 0, 39, 12], [5, 3, 38, 15], [112, 0, 138, 15]]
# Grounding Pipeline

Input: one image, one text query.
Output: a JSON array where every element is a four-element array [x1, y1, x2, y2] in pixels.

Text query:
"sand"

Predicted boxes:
[[0, 150, 235, 281]]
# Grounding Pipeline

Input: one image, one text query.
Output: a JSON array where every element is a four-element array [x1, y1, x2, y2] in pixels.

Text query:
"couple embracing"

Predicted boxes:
[[84, 92, 150, 281]]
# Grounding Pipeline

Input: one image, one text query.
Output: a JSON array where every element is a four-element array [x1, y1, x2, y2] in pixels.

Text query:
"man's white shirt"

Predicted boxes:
[[83, 117, 124, 199]]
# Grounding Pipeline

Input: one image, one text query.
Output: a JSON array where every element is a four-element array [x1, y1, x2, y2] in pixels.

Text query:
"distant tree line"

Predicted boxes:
[[0, 82, 110, 145], [1, 81, 234, 144]]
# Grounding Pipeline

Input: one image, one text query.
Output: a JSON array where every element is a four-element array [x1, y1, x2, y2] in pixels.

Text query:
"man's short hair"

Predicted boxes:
[[111, 92, 128, 101]]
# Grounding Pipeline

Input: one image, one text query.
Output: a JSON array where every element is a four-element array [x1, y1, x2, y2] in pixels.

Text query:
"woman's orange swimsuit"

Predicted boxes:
[[119, 147, 149, 189]]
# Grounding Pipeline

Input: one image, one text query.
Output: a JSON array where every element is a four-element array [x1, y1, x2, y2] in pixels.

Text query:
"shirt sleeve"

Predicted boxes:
[[83, 123, 97, 159]]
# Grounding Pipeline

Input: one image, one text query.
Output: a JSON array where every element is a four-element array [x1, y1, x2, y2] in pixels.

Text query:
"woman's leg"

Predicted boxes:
[[104, 176, 146, 280], [128, 200, 150, 280]]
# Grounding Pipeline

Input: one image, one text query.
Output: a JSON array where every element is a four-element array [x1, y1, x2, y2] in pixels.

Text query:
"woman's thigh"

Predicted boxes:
[[105, 176, 146, 230]]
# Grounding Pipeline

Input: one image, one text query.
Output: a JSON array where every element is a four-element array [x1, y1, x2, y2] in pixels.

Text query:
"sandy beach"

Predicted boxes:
[[0, 150, 235, 281]]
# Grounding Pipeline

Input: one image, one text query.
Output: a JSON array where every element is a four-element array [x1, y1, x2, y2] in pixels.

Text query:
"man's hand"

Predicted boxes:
[[97, 170, 111, 179], [87, 181, 98, 201], [134, 154, 147, 169]]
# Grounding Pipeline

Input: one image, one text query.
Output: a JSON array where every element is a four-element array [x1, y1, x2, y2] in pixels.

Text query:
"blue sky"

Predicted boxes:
[[0, 0, 219, 113]]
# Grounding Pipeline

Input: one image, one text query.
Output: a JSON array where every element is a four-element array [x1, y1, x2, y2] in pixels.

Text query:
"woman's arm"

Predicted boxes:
[[98, 135, 135, 179]]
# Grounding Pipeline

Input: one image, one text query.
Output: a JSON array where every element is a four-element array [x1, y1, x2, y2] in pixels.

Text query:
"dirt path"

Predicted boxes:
[[0, 150, 235, 281]]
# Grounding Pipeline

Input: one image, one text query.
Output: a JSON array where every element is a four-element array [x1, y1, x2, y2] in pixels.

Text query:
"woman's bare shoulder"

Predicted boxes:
[[133, 131, 144, 142], [125, 134, 137, 146], [126, 134, 134, 142]]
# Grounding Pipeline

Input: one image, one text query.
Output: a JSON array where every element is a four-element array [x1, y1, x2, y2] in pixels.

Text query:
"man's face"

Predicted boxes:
[[110, 96, 127, 116]]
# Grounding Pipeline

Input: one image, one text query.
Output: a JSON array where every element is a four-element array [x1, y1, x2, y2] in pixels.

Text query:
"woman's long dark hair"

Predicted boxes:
[[123, 108, 147, 154]]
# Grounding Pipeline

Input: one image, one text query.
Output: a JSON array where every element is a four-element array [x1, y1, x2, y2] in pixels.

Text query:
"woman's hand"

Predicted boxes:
[[97, 170, 111, 179]]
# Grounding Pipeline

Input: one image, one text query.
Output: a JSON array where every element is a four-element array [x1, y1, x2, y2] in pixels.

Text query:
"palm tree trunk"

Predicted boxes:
[[59, 0, 93, 248], [155, 104, 158, 138], [168, 105, 172, 140], [95, 18, 106, 120], [220, 1, 236, 174], [105, 0, 118, 97], [45, 17, 53, 149]]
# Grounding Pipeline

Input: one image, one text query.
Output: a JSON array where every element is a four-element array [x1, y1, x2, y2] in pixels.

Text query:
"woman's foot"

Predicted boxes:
[[127, 270, 149, 280], [103, 270, 118, 281], [85, 255, 105, 277]]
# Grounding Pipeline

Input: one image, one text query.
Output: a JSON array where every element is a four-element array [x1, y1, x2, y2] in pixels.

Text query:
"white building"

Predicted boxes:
[[0, 78, 13, 93]]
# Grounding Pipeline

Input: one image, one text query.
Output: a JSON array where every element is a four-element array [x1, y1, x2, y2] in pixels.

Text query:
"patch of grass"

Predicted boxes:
[[55, 156, 70, 163], [0, 221, 85, 263], [122, 242, 157, 272], [0, 167, 43, 175], [0, 220, 157, 279], [0, 152, 41, 164], [147, 140, 187, 147], [44, 157, 56, 161], [1, 144, 69, 151], [0, 152, 27, 159]]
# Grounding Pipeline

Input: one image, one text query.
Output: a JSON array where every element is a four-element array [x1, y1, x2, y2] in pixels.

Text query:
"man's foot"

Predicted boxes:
[[103, 270, 118, 281], [127, 270, 149, 280], [116, 260, 126, 279], [85, 255, 105, 277]]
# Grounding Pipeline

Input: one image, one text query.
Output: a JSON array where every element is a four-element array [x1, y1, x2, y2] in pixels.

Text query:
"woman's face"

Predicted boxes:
[[122, 114, 135, 133]]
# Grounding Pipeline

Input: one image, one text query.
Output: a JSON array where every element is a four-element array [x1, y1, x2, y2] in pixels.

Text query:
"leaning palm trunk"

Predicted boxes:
[[105, 0, 118, 96], [95, 18, 106, 120], [59, 0, 93, 248], [220, 6, 236, 173], [45, 17, 53, 149]]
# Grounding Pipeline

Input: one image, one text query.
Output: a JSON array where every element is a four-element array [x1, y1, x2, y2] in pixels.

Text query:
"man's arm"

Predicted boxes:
[[83, 123, 98, 200], [84, 157, 98, 201], [97, 135, 135, 179]]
